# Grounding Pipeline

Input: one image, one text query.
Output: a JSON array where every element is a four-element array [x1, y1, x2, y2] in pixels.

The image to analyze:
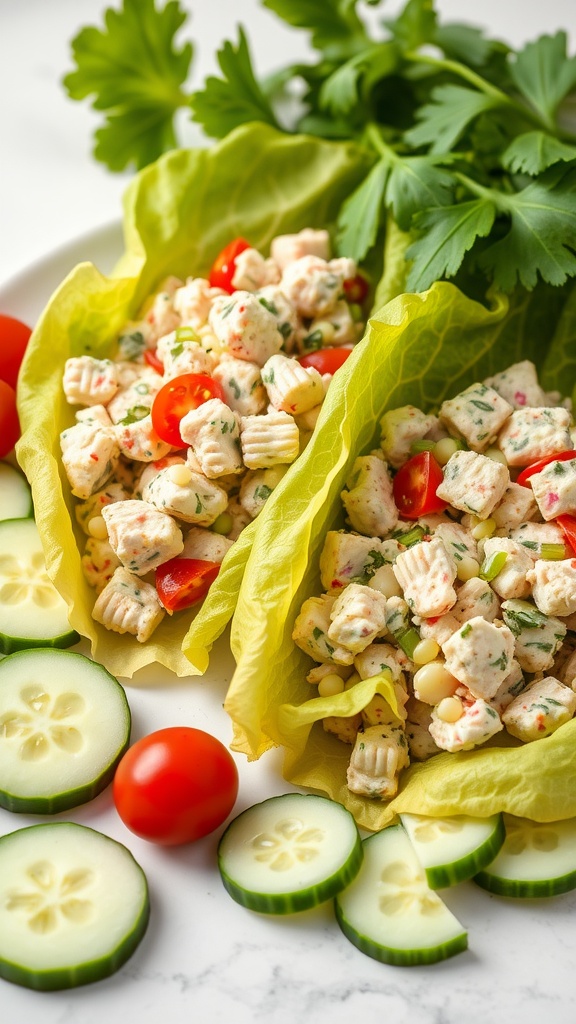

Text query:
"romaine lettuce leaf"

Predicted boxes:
[[15, 123, 370, 679], [222, 278, 576, 830]]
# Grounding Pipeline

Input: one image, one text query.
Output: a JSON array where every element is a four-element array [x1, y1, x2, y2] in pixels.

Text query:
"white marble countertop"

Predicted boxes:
[[1, 2, 576, 1021]]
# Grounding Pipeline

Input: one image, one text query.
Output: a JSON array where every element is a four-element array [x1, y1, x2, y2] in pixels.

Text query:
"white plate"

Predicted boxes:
[[1, 229, 576, 1024]]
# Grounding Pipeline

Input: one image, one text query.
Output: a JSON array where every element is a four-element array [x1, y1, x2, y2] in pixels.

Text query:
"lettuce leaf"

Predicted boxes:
[[15, 123, 370, 679], [222, 278, 576, 830]]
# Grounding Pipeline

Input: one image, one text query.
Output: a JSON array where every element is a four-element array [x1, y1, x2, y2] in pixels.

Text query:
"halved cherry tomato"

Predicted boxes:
[[517, 450, 576, 487], [297, 347, 353, 375], [556, 515, 576, 557], [208, 237, 251, 293], [0, 379, 20, 458], [343, 273, 369, 305], [156, 557, 221, 612], [392, 451, 447, 520], [113, 726, 239, 845], [0, 313, 32, 390], [151, 373, 225, 447], [144, 347, 164, 374]]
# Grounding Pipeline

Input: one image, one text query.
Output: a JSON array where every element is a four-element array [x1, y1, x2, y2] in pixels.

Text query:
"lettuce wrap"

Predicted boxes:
[[15, 124, 371, 679], [219, 278, 576, 831]]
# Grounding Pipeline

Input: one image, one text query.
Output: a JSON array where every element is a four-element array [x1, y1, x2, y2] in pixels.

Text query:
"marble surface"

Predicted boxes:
[[1, 1, 576, 1021]]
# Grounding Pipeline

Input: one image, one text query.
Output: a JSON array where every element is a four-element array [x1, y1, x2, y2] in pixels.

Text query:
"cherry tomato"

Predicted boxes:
[[343, 273, 369, 305], [208, 237, 251, 293], [113, 726, 239, 846], [556, 515, 576, 556], [156, 557, 221, 612], [516, 450, 576, 486], [0, 379, 20, 458], [297, 347, 353, 375], [392, 451, 447, 520], [144, 347, 164, 374], [151, 372, 225, 447], [0, 313, 32, 390]]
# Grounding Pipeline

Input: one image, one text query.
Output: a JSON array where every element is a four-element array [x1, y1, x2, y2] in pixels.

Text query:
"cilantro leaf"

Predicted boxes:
[[63, 0, 192, 171], [404, 84, 502, 153], [336, 158, 389, 261], [502, 131, 576, 175], [262, 0, 371, 58], [319, 42, 399, 117], [433, 22, 496, 68], [508, 32, 576, 129], [384, 0, 437, 53], [478, 174, 576, 290], [386, 155, 454, 231], [190, 27, 279, 140], [405, 198, 496, 290]]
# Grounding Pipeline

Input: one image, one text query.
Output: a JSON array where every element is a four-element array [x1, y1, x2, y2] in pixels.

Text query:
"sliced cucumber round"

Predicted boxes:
[[217, 792, 363, 914], [400, 811, 505, 889], [0, 461, 33, 520], [335, 824, 468, 966], [474, 814, 576, 898], [0, 648, 131, 813], [0, 822, 149, 990], [0, 517, 79, 653]]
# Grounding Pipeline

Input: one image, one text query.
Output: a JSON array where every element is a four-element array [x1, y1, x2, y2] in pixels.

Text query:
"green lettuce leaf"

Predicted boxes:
[[15, 123, 370, 679], [222, 278, 576, 830]]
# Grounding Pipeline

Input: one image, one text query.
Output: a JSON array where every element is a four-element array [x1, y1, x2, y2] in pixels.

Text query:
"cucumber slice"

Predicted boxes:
[[474, 814, 576, 898], [0, 648, 131, 813], [0, 461, 33, 520], [0, 517, 79, 653], [400, 811, 505, 888], [335, 824, 468, 966], [217, 792, 363, 913], [0, 822, 149, 990]]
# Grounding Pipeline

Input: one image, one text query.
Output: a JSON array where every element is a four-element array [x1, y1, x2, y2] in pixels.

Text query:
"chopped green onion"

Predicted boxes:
[[398, 525, 426, 547], [540, 543, 567, 560], [175, 325, 200, 344], [393, 625, 421, 660], [118, 404, 150, 426], [479, 551, 508, 582], [410, 440, 436, 453], [502, 601, 548, 634], [211, 512, 233, 536]]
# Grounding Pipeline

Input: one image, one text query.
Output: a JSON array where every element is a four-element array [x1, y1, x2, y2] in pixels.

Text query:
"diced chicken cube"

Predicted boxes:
[[209, 291, 284, 366], [441, 616, 516, 699], [323, 714, 362, 744], [497, 407, 572, 467], [102, 499, 183, 574], [115, 414, 173, 463], [354, 642, 405, 683], [238, 465, 287, 518], [379, 405, 437, 469], [172, 277, 225, 328], [223, 496, 253, 541], [405, 697, 441, 760], [180, 526, 233, 564], [212, 355, 267, 417], [133, 455, 185, 499], [553, 637, 576, 689], [240, 410, 300, 469], [63, 356, 119, 407], [74, 482, 129, 535], [156, 333, 216, 380], [280, 255, 355, 319], [306, 300, 359, 347], [341, 455, 399, 537], [230, 248, 280, 291], [270, 228, 331, 270], [346, 723, 409, 798], [527, 558, 576, 617], [491, 482, 539, 530], [481, 537, 532, 600], [483, 360, 550, 410], [502, 676, 576, 742], [106, 368, 163, 425], [436, 449, 509, 519], [261, 353, 324, 415], [180, 397, 243, 479], [319, 531, 402, 593], [508, 521, 566, 560], [292, 594, 355, 665], [141, 284, 182, 343], [489, 659, 526, 714], [92, 566, 165, 642], [529, 456, 576, 521], [81, 537, 121, 593], [434, 521, 478, 565], [142, 465, 228, 527], [501, 598, 566, 674], [256, 285, 300, 348], [327, 584, 388, 654], [429, 698, 503, 752], [393, 536, 457, 619], [417, 612, 460, 646], [439, 382, 512, 453], [60, 421, 119, 500]]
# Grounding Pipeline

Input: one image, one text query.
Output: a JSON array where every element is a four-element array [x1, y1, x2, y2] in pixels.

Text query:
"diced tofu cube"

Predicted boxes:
[[209, 291, 284, 366], [180, 397, 243, 479], [481, 537, 532, 600], [270, 228, 331, 271], [181, 526, 233, 564], [346, 723, 409, 798], [63, 356, 119, 407], [529, 456, 576, 520], [429, 698, 503, 752], [483, 360, 549, 409], [60, 421, 120, 500], [527, 558, 576, 617], [92, 566, 165, 642], [102, 499, 183, 574], [341, 455, 398, 537], [172, 277, 225, 328], [212, 355, 268, 417], [436, 449, 509, 519], [230, 248, 280, 291], [439, 382, 512, 452], [393, 536, 457, 618], [239, 409, 299, 469], [379, 405, 437, 469], [497, 407, 572, 467], [261, 353, 324, 415], [502, 676, 576, 741], [451, 576, 500, 623], [319, 531, 401, 592], [142, 465, 228, 526], [81, 537, 121, 592], [441, 616, 516, 699], [280, 255, 355, 319], [327, 584, 388, 654], [491, 482, 539, 530], [115, 414, 173, 463], [501, 598, 566, 674], [292, 594, 355, 665]]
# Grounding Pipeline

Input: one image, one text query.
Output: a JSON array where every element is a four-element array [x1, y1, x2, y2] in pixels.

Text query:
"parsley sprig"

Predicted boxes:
[[63, 0, 576, 294]]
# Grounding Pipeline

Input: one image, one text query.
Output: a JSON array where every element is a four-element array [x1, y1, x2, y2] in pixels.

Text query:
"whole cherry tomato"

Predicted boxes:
[[516, 450, 576, 486], [113, 726, 239, 845], [0, 313, 32, 390], [0, 379, 20, 457], [297, 347, 353, 375], [151, 372, 225, 447], [156, 557, 221, 612], [208, 237, 251, 293], [392, 451, 447, 520]]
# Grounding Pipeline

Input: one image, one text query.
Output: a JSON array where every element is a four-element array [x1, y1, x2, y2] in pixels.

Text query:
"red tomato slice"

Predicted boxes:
[[343, 273, 369, 305], [151, 373, 225, 447], [0, 379, 20, 457], [556, 515, 576, 556], [392, 451, 447, 520], [0, 313, 32, 390], [156, 557, 221, 612], [113, 726, 239, 845], [516, 450, 576, 487], [144, 347, 164, 374], [297, 347, 353, 375], [208, 237, 251, 293]]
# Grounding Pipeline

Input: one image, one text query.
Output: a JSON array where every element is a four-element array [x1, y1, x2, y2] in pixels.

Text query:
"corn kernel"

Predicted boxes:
[[368, 564, 403, 599], [413, 661, 460, 705], [484, 446, 508, 466], [471, 517, 496, 540], [168, 464, 193, 487], [412, 638, 440, 665], [211, 512, 233, 536], [456, 555, 480, 581], [88, 516, 108, 540], [433, 437, 461, 466], [436, 695, 464, 723], [318, 673, 346, 697]]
